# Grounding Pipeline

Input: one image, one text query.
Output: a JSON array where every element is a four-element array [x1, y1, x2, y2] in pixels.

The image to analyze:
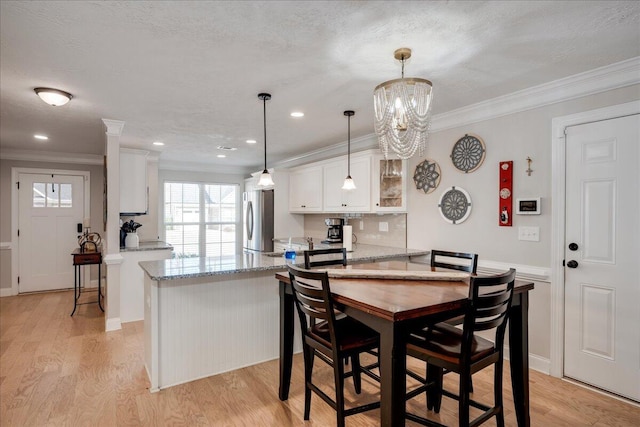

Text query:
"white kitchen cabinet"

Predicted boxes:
[[323, 154, 371, 212], [289, 166, 323, 212], [120, 245, 172, 323], [371, 155, 407, 212], [120, 148, 149, 215]]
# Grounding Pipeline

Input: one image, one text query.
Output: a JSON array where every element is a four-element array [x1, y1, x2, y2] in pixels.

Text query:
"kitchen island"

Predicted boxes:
[[139, 244, 429, 391]]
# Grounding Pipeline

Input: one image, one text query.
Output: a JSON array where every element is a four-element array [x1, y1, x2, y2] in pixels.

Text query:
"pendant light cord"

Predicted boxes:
[[263, 96, 267, 171], [347, 114, 351, 176]]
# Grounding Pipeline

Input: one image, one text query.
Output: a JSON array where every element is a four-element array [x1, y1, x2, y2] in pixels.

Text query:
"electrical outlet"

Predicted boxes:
[[379, 222, 389, 232], [518, 226, 540, 242], [359, 220, 364, 230]]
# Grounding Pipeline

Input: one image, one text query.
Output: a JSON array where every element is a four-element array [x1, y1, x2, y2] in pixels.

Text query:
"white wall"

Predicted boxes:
[[406, 83, 640, 363]]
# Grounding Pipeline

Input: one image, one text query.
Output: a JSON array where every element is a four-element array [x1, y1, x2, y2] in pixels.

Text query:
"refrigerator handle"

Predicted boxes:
[[246, 201, 254, 240]]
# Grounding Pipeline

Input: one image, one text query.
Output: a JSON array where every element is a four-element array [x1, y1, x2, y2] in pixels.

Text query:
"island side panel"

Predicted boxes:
[[155, 270, 283, 390], [144, 273, 160, 392]]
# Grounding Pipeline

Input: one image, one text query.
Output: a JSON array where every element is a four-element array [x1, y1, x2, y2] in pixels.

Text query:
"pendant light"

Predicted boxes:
[[342, 110, 356, 190], [373, 48, 433, 159], [257, 93, 275, 187]]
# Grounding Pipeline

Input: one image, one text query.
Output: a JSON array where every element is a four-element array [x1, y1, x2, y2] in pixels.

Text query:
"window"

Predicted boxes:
[[163, 182, 238, 258], [33, 182, 72, 208]]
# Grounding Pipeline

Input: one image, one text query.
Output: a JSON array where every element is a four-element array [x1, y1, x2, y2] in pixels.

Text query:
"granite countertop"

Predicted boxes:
[[120, 241, 173, 253], [139, 244, 430, 281]]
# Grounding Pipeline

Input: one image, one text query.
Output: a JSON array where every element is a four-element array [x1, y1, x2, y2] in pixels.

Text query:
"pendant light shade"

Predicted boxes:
[[257, 93, 274, 187], [342, 110, 356, 190], [373, 48, 433, 159], [34, 87, 73, 106]]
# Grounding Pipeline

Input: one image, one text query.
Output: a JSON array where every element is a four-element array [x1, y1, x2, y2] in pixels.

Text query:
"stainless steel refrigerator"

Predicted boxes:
[[243, 189, 274, 252]]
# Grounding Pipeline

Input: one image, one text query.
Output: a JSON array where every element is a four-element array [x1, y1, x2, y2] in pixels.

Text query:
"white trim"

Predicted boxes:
[[503, 344, 551, 375], [11, 167, 91, 296], [0, 288, 15, 297], [102, 119, 125, 136], [106, 317, 122, 331], [103, 253, 124, 265], [159, 160, 249, 175], [550, 100, 640, 379], [0, 242, 11, 250], [0, 148, 103, 165], [477, 260, 550, 283], [432, 57, 640, 132]]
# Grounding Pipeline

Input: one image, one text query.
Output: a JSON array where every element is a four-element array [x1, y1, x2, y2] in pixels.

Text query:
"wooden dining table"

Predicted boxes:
[[276, 260, 534, 427]]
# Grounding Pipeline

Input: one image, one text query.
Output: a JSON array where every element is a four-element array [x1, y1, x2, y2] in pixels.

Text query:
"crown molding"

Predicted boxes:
[[0, 148, 103, 165], [102, 119, 125, 136], [430, 56, 640, 132]]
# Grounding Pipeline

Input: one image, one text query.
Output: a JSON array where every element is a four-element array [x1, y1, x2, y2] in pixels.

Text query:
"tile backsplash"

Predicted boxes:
[[304, 213, 407, 249]]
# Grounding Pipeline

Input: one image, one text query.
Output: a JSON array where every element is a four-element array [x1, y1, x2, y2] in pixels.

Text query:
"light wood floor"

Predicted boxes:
[[1, 290, 639, 426]]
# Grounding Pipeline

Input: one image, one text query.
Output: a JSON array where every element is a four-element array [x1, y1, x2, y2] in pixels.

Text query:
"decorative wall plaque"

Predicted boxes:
[[450, 134, 486, 173], [413, 158, 441, 194], [438, 186, 472, 224]]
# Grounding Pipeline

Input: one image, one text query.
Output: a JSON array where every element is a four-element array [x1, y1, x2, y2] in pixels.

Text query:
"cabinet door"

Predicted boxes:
[[289, 166, 323, 212], [323, 156, 371, 213], [372, 156, 407, 212], [120, 149, 148, 214]]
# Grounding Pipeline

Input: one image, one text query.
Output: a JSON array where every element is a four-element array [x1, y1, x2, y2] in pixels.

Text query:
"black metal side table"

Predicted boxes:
[[71, 248, 103, 316]]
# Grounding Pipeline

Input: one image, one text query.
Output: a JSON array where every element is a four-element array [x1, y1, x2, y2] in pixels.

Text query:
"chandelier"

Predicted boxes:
[[373, 48, 433, 159]]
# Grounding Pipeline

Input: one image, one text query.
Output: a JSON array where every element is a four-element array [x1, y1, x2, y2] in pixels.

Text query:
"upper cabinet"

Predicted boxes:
[[289, 165, 323, 213], [287, 150, 406, 214], [323, 154, 371, 212], [371, 155, 407, 212], [120, 148, 149, 215]]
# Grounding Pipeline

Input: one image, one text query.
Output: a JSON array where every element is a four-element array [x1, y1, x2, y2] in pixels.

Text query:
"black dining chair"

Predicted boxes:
[[287, 264, 380, 427], [405, 268, 517, 427], [430, 250, 478, 274], [304, 247, 348, 269]]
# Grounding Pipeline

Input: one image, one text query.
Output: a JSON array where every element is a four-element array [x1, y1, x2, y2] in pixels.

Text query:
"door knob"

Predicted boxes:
[[566, 260, 579, 268], [568, 243, 579, 251]]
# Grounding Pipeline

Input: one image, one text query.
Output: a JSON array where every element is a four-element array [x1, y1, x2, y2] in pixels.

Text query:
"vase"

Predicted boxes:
[[125, 232, 139, 249]]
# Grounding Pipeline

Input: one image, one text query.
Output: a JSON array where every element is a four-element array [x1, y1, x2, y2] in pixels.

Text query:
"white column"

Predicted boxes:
[[102, 119, 125, 331]]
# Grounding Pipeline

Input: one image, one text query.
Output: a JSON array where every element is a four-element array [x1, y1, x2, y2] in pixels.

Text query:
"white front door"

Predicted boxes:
[[18, 173, 85, 293], [564, 114, 640, 401]]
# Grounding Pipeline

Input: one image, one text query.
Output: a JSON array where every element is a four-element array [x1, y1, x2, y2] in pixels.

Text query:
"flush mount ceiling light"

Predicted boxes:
[[342, 110, 356, 190], [257, 93, 275, 187], [34, 87, 73, 106], [373, 48, 433, 159]]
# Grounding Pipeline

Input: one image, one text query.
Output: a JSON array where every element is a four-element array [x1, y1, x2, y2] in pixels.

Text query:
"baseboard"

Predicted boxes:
[[503, 344, 551, 375], [0, 288, 15, 297], [106, 317, 122, 332]]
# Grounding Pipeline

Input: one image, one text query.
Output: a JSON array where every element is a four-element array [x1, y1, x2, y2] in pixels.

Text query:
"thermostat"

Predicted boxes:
[[515, 198, 541, 215]]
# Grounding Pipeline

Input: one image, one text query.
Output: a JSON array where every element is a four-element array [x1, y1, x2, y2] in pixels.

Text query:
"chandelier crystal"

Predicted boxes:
[[373, 48, 433, 159]]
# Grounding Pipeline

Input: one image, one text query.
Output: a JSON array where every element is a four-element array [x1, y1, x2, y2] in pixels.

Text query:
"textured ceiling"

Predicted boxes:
[[1, 1, 639, 172]]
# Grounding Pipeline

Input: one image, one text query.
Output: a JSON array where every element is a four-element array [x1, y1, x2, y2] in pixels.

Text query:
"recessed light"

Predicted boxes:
[[34, 134, 49, 140], [246, 139, 257, 144], [153, 141, 164, 146], [290, 112, 304, 118], [217, 154, 226, 158]]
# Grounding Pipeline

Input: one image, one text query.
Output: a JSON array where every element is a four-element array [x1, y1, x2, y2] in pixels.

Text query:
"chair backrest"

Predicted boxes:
[[304, 248, 347, 269], [462, 268, 516, 354], [430, 250, 478, 274], [287, 264, 339, 354]]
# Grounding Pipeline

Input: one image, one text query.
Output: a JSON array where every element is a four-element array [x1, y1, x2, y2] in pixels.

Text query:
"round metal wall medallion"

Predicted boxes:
[[438, 186, 472, 224], [413, 158, 441, 194], [450, 134, 486, 173]]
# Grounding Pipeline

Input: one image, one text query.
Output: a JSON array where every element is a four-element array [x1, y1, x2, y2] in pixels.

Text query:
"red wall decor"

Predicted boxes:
[[499, 161, 513, 226]]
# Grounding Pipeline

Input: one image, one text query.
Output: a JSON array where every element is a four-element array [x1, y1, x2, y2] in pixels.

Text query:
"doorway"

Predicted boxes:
[[551, 101, 640, 402], [11, 168, 90, 294]]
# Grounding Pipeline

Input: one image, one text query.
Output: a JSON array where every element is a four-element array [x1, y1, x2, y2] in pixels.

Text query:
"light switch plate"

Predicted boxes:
[[518, 226, 540, 242], [379, 222, 389, 232]]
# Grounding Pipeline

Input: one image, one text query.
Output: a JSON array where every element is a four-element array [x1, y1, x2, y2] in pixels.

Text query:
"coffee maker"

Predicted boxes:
[[322, 218, 344, 244]]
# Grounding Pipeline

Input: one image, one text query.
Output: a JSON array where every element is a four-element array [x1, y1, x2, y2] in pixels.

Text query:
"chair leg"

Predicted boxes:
[[351, 354, 362, 394], [494, 360, 505, 427], [303, 346, 314, 420], [334, 354, 346, 427], [426, 363, 444, 413], [458, 369, 471, 427]]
